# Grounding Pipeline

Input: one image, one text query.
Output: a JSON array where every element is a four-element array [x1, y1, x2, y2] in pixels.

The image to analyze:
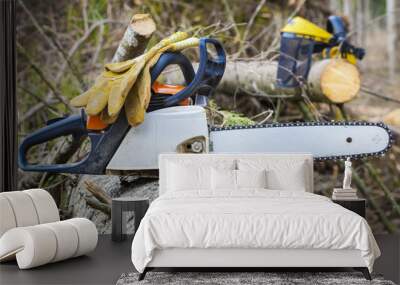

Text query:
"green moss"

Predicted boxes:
[[220, 111, 255, 126], [208, 99, 254, 126]]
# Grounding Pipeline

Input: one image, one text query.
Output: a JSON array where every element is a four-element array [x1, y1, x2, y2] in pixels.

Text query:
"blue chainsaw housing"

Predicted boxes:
[[18, 38, 226, 174]]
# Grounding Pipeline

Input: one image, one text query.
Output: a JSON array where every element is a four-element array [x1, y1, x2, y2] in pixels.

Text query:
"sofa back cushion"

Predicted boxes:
[[159, 153, 313, 195]]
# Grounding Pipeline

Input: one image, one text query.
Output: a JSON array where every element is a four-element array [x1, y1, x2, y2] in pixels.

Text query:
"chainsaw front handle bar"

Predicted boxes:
[[147, 51, 195, 111], [150, 52, 195, 84], [149, 38, 226, 109]]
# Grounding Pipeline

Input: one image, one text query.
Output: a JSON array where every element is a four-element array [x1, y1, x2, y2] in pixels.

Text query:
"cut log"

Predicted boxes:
[[164, 59, 360, 104], [111, 14, 156, 63], [307, 59, 360, 103], [217, 61, 300, 97]]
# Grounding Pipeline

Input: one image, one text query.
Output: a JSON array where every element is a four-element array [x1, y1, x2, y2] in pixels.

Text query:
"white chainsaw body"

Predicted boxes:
[[106, 106, 392, 171], [106, 106, 208, 171]]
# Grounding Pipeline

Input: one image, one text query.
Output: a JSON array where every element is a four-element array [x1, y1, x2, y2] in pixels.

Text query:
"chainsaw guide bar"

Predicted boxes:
[[210, 120, 394, 161]]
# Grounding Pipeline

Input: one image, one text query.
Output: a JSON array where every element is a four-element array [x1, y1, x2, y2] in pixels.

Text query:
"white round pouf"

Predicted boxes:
[[0, 189, 98, 269]]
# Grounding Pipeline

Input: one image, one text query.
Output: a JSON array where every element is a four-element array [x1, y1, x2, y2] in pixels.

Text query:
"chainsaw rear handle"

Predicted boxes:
[[19, 110, 130, 174], [149, 38, 226, 108], [19, 111, 88, 172]]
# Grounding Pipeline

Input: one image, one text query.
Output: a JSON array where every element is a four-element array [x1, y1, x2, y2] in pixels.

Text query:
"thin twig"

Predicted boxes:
[[91, 23, 105, 65], [353, 171, 397, 233], [81, 0, 89, 32], [18, 99, 56, 125], [54, 19, 123, 86], [364, 162, 400, 217], [222, 0, 241, 43], [17, 42, 73, 111], [239, 0, 266, 56], [18, 86, 61, 115], [361, 86, 400, 105], [18, 0, 86, 90]]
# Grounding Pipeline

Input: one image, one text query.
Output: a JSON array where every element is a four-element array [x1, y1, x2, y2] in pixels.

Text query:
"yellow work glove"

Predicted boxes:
[[70, 32, 189, 117], [125, 37, 200, 126]]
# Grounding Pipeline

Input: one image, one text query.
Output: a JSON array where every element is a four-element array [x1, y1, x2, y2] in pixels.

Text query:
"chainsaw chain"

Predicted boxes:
[[209, 121, 395, 161]]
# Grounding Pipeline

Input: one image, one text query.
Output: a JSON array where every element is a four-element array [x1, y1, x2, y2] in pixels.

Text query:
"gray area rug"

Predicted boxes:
[[116, 272, 396, 285]]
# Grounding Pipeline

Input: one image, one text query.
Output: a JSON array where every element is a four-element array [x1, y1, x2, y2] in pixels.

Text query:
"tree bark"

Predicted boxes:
[[165, 59, 360, 104], [217, 61, 300, 97], [111, 14, 156, 63]]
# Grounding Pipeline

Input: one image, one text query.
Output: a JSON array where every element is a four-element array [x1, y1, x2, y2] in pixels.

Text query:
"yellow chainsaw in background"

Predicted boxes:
[[277, 15, 365, 87]]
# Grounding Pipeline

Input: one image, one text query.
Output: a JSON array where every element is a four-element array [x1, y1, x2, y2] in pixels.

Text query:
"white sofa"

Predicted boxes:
[[0, 189, 98, 269]]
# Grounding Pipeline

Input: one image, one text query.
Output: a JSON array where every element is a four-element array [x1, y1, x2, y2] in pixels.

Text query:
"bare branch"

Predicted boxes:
[[85, 197, 111, 216], [16, 42, 73, 111], [239, 0, 266, 56], [84, 180, 112, 205]]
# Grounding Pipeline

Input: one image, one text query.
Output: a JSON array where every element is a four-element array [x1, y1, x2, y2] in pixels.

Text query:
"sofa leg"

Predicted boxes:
[[354, 267, 371, 280], [138, 272, 146, 281], [138, 267, 150, 281]]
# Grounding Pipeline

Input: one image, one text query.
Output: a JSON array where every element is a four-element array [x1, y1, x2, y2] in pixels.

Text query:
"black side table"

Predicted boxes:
[[112, 197, 149, 242], [332, 198, 366, 218]]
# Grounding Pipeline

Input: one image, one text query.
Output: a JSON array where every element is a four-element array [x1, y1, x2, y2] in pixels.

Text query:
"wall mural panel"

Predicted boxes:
[[15, 0, 400, 234]]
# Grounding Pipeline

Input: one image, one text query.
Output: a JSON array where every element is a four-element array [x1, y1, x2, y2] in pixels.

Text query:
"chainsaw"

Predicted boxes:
[[19, 37, 393, 175]]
